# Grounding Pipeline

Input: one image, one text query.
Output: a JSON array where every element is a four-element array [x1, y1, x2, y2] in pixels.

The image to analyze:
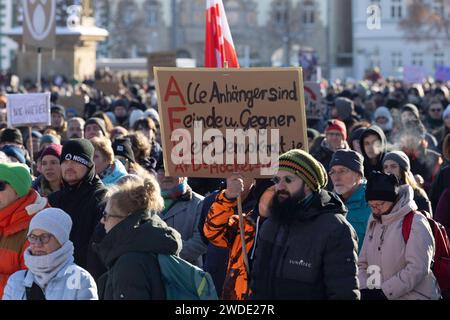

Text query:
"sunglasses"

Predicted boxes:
[[271, 176, 296, 185], [0, 181, 9, 192], [430, 109, 442, 112]]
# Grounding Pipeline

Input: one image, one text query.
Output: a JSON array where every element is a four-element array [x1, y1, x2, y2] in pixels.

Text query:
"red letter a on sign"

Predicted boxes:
[[164, 76, 186, 105]]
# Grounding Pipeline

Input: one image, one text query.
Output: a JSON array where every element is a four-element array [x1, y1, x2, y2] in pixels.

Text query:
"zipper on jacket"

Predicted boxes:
[[378, 225, 387, 251], [250, 215, 261, 260]]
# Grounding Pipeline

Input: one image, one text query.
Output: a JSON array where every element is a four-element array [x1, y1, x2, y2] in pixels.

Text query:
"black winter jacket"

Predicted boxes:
[[359, 125, 387, 179], [250, 189, 360, 300], [95, 210, 182, 300], [48, 166, 107, 270]]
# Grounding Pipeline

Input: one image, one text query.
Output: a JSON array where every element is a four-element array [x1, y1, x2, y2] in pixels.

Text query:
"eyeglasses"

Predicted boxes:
[[271, 176, 296, 185], [102, 210, 125, 221], [430, 109, 442, 112], [329, 168, 351, 177], [0, 181, 9, 192], [368, 202, 387, 210], [27, 233, 54, 245], [326, 132, 343, 138]]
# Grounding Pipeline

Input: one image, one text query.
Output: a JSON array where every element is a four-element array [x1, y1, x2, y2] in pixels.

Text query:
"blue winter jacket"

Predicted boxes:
[[2, 260, 98, 300], [344, 183, 371, 253]]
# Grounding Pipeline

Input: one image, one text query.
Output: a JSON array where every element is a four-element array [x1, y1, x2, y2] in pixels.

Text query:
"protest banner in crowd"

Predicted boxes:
[[404, 65, 426, 84], [94, 81, 121, 96], [57, 95, 85, 117], [147, 51, 177, 80], [6, 92, 51, 127], [435, 65, 450, 82], [155, 67, 308, 178], [304, 82, 324, 119]]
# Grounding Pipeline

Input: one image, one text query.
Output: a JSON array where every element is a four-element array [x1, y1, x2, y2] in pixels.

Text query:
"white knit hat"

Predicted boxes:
[[129, 109, 144, 128], [443, 104, 450, 120], [28, 208, 72, 245], [144, 108, 160, 124]]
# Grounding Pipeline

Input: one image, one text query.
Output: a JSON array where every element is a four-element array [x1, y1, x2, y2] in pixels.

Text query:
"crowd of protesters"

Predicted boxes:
[[0, 70, 449, 300]]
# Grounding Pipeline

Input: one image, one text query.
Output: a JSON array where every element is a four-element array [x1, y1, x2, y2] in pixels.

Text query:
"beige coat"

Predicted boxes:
[[358, 186, 441, 300]]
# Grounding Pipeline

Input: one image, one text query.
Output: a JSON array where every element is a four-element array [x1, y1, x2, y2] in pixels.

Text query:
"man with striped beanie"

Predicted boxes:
[[250, 149, 360, 300]]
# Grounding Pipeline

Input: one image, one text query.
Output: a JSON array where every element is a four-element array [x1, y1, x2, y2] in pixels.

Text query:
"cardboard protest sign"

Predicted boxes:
[[435, 65, 450, 82], [57, 95, 85, 117], [304, 82, 323, 119], [147, 51, 177, 80], [404, 66, 426, 84], [6, 92, 51, 127], [22, 0, 56, 49], [94, 81, 121, 96], [154, 67, 308, 178]]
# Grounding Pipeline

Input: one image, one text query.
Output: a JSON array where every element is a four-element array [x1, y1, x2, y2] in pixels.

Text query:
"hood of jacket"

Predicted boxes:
[[359, 125, 387, 165], [293, 189, 348, 221], [61, 163, 103, 193], [101, 159, 128, 186], [367, 185, 418, 230], [0, 189, 48, 236], [95, 210, 182, 268], [373, 107, 393, 132]]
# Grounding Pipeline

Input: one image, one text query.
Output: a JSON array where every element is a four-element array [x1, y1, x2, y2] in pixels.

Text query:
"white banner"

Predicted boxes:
[[7, 93, 51, 127]]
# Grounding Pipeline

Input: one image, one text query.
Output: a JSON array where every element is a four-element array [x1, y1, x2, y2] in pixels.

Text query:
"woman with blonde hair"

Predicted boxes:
[[94, 174, 182, 300]]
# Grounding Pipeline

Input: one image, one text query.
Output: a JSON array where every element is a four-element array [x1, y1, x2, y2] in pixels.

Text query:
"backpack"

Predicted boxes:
[[155, 254, 218, 300], [402, 211, 450, 299]]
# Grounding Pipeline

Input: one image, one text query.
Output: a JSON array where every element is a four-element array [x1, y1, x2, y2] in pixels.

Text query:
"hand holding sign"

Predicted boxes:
[[224, 174, 245, 199]]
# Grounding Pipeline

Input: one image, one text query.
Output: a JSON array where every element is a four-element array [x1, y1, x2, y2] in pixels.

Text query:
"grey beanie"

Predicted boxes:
[[329, 149, 364, 176], [382, 151, 411, 172], [28, 208, 73, 245], [402, 103, 420, 120]]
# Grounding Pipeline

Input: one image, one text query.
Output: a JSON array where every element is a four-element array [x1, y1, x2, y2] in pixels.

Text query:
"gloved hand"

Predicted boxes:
[[360, 288, 388, 300]]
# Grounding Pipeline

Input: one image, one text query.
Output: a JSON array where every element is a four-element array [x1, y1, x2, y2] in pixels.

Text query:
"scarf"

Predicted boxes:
[[24, 241, 74, 289], [160, 180, 188, 216]]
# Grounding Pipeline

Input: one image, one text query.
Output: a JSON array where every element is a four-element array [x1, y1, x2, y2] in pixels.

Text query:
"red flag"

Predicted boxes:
[[204, 0, 240, 68]]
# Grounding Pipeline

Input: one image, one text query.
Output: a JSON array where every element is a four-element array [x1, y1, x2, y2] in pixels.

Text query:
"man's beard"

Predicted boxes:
[[269, 187, 306, 224]]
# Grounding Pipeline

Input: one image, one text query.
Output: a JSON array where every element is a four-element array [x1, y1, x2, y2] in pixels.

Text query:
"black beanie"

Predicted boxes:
[[0, 128, 23, 145], [61, 139, 94, 168], [85, 118, 107, 136], [112, 138, 135, 163], [329, 149, 364, 176], [51, 104, 66, 118], [113, 99, 129, 110], [365, 171, 399, 202]]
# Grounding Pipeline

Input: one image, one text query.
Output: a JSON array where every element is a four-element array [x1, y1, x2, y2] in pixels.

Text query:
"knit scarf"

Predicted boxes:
[[24, 241, 74, 289], [160, 180, 188, 216]]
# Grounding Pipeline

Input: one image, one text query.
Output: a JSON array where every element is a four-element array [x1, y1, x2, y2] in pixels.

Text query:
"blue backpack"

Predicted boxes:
[[156, 254, 218, 300]]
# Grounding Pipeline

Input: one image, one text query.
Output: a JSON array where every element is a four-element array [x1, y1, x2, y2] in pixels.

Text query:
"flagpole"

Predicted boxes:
[[226, 57, 251, 281], [37, 47, 42, 91]]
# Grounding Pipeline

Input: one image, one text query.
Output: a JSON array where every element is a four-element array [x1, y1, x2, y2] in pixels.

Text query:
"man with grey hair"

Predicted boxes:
[[67, 117, 85, 139], [329, 149, 371, 253]]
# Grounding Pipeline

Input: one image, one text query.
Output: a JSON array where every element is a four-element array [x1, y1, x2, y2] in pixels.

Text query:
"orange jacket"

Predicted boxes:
[[0, 189, 49, 298], [203, 191, 256, 300]]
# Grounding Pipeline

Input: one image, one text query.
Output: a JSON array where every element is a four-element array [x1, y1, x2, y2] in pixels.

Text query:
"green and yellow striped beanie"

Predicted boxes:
[[277, 149, 328, 192]]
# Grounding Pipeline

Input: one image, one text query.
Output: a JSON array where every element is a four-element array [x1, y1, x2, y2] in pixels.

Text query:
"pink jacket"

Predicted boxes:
[[358, 186, 441, 300]]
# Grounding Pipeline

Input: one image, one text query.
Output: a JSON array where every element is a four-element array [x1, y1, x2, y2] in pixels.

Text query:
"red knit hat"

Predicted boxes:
[[325, 119, 347, 140], [40, 143, 62, 161]]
